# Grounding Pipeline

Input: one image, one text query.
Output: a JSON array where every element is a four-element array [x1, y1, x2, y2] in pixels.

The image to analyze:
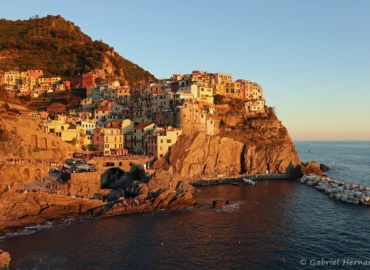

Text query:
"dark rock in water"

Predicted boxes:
[[320, 164, 331, 172], [300, 161, 323, 176], [212, 200, 229, 208]]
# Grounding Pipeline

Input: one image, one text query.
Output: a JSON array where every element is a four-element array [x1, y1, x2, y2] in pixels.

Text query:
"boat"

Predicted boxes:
[[231, 182, 240, 186], [243, 178, 256, 186]]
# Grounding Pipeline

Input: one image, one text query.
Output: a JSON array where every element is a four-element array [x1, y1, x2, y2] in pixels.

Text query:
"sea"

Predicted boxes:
[[1, 141, 370, 269]]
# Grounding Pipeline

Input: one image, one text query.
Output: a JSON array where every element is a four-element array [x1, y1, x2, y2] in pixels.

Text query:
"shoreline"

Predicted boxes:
[[0, 173, 297, 237], [189, 173, 297, 186], [1, 172, 367, 238]]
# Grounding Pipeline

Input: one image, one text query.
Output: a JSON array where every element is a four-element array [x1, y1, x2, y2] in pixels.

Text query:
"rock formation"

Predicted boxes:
[[0, 165, 196, 234], [212, 200, 229, 208], [156, 131, 301, 178], [301, 161, 323, 176], [0, 250, 10, 270], [320, 163, 331, 172]]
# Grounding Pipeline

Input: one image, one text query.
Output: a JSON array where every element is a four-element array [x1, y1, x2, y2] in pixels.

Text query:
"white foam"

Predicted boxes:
[[299, 174, 370, 206]]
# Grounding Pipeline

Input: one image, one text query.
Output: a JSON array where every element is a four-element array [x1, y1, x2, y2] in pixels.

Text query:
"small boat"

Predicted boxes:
[[243, 178, 256, 186], [231, 182, 240, 186]]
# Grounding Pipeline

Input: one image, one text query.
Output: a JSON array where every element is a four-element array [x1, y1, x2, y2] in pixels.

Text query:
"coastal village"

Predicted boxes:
[[0, 69, 266, 159]]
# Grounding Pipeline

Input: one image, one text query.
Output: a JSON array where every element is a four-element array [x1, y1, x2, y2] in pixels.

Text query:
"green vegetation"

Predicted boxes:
[[1, 102, 10, 110], [0, 15, 155, 84]]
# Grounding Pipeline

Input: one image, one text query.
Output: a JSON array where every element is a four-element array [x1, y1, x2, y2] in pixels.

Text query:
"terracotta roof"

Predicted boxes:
[[96, 108, 111, 112], [134, 123, 154, 130]]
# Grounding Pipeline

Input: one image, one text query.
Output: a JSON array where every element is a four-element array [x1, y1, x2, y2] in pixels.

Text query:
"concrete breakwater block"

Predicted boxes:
[[299, 174, 370, 206]]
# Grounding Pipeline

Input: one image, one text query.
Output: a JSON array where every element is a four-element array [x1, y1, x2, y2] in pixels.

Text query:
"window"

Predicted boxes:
[[160, 154, 163, 157], [167, 139, 171, 143], [160, 139, 163, 143]]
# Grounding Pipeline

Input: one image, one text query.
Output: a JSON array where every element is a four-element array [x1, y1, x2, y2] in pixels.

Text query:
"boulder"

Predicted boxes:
[[320, 164, 331, 172], [301, 161, 323, 176], [105, 190, 120, 202], [0, 249, 11, 269], [212, 200, 229, 208]]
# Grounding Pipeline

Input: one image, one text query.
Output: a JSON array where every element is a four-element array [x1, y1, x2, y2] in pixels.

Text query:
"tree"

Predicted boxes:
[[3, 103, 10, 110], [214, 94, 224, 104], [94, 77, 105, 85], [266, 107, 277, 120], [88, 144, 100, 151]]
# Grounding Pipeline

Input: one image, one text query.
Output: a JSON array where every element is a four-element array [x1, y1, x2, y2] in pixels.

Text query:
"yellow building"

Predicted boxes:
[[196, 82, 214, 99], [93, 127, 124, 156], [222, 81, 241, 99], [38, 77, 47, 85], [245, 99, 265, 113], [132, 123, 156, 154], [46, 122, 69, 134], [4, 71, 21, 85], [117, 86, 131, 105], [156, 127, 182, 158], [214, 73, 233, 84], [24, 76, 37, 90], [244, 81, 264, 100], [60, 129, 81, 148], [214, 84, 225, 96]]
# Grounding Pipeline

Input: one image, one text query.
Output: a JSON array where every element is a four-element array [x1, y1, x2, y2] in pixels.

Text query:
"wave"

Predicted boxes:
[[215, 201, 244, 213], [0, 218, 79, 239]]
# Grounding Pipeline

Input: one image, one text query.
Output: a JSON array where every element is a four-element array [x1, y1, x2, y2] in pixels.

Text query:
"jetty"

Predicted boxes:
[[189, 173, 297, 186], [299, 174, 370, 206]]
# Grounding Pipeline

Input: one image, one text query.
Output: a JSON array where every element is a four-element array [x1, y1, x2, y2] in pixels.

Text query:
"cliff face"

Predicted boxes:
[[0, 110, 77, 162], [156, 114, 301, 178]]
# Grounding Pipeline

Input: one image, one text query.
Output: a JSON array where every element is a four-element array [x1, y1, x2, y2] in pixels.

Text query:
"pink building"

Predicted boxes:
[[236, 80, 246, 99], [93, 127, 105, 151], [146, 132, 159, 158], [151, 85, 165, 95]]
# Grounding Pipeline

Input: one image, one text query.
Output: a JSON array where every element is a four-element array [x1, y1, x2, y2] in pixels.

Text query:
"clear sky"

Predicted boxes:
[[2, 0, 370, 140]]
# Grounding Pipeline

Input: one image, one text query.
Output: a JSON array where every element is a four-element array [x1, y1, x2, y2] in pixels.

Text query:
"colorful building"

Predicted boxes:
[[146, 127, 182, 158], [131, 123, 156, 154], [93, 127, 124, 156]]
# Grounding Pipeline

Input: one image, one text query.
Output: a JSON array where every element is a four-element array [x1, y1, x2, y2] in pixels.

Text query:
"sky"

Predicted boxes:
[[1, 0, 370, 140]]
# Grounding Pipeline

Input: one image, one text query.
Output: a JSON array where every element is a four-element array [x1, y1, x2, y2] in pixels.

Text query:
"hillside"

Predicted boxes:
[[0, 15, 155, 84]]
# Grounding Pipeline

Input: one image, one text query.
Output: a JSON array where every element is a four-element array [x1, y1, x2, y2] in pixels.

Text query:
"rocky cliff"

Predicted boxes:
[[156, 108, 301, 178], [0, 166, 196, 234]]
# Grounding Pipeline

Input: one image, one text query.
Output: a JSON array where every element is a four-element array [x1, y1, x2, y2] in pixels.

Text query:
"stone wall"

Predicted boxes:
[[31, 150, 55, 160], [62, 172, 103, 197], [0, 164, 52, 192], [90, 158, 151, 172], [0, 113, 77, 162]]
